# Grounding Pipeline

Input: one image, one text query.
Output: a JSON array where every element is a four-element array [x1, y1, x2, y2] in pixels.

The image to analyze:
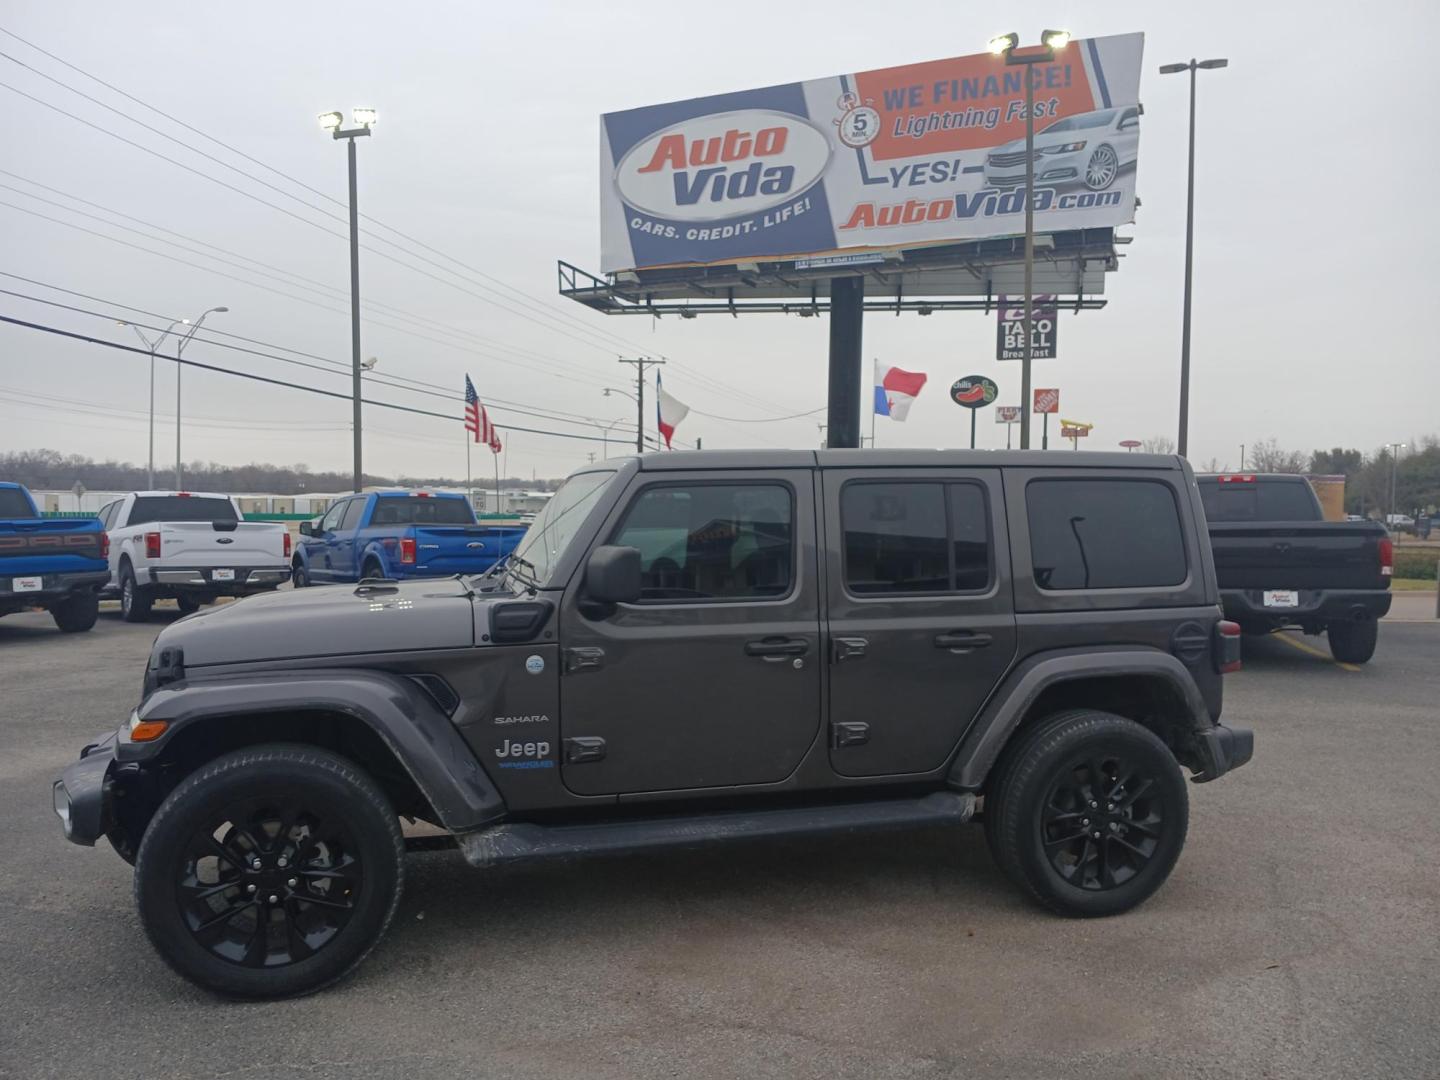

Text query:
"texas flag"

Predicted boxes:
[[874, 362, 928, 421], [656, 372, 690, 449]]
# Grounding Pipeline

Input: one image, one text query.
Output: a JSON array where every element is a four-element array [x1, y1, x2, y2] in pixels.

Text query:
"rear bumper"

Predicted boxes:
[[54, 732, 118, 846], [1191, 723, 1254, 783], [144, 566, 289, 592], [1219, 588, 1391, 628], [0, 570, 109, 611]]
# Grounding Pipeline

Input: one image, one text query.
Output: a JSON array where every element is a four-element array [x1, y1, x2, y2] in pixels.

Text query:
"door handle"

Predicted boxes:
[[744, 637, 809, 660], [934, 631, 993, 652]]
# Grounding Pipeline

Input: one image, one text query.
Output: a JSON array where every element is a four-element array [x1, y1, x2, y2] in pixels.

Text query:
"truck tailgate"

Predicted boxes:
[[1208, 523, 1386, 590], [413, 525, 526, 574], [158, 521, 287, 567], [0, 518, 108, 575]]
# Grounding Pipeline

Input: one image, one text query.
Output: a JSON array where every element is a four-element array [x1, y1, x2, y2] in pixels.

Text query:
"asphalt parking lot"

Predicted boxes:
[[2, 607, 1438, 1080]]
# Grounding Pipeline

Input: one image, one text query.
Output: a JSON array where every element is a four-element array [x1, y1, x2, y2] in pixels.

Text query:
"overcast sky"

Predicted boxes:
[[2, 0, 1437, 485]]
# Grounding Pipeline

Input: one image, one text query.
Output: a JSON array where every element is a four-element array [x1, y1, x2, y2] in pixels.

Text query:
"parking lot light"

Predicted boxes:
[[1160, 57, 1230, 457]]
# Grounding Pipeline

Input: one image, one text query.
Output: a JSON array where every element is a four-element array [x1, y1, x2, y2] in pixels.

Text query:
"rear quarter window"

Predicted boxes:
[[0, 488, 36, 518], [1026, 478, 1187, 590]]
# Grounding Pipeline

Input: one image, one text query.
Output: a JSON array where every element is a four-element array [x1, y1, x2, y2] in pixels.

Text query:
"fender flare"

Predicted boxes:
[[127, 669, 505, 830], [358, 542, 391, 578], [947, 647, 1213, 791]]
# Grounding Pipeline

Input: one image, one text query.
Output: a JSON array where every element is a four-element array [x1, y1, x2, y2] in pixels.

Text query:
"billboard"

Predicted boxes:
[[997, 294, 1058, 360], [600, 33, 1143, 272]]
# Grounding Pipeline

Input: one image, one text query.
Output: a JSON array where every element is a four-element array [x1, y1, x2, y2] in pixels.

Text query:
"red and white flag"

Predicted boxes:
[[656, 372, 689, 449]]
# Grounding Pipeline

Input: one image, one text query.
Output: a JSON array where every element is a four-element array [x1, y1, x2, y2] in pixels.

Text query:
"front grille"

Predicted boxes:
[[987, 151, 1034, 167]]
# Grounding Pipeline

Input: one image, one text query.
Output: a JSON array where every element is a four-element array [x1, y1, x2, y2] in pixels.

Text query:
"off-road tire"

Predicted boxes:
[[984, 709, 1188, 918], [1328, 618, 1378, 664], [119, 563, 153, 623], [134, 744, 404, 999], [51, 591, 99, 632]]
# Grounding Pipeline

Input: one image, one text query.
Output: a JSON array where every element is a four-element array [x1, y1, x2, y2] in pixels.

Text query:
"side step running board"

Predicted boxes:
[[456, 791, 976, 870]]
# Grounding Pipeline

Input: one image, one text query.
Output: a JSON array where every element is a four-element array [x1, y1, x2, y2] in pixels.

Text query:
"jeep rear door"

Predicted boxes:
[[557, 468, 821, 796], [821, 468, 1017, 777]]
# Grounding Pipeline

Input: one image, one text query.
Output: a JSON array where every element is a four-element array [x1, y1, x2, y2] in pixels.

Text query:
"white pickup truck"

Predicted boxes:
[[94, 491, 291, 621]]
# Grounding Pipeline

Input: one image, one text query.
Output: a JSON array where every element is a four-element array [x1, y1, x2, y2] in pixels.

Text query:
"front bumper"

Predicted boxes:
[[985, 151, 1085, 188], [1191, 724, 1254, 784], [53, 731, 118, 845], [1220, 588, 1391, 628]]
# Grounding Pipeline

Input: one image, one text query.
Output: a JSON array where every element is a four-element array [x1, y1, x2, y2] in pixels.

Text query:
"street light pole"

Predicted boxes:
[[320, 109, 377, 492], [1160, 57, 1228, 457], [1387, 442, 1406, 529], [990, 30, 1071, 450], [119, 318, 184, 489], [171, 307, 228, 488]]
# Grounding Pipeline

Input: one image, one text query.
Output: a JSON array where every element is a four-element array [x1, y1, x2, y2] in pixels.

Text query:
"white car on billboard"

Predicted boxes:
[[983, 106, 1140, 192]]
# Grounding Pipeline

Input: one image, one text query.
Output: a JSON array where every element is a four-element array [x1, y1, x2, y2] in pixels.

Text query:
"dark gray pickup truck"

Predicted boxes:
[[1197, 473, 1392, 663], [55, 450, 1252, 998]]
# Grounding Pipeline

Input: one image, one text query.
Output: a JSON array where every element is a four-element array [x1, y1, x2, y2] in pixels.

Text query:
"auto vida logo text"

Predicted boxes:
[[495, 739, 553, 770], [615, 109, 831, 223]]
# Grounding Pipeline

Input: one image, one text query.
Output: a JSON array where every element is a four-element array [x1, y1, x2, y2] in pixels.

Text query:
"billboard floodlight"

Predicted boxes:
[[1197, 58, 1229, 69], [987, 33, 1019, 55], [1041, 29, 1071, 49], [352, 107, 377, 127], [318, 111, 343, 131]]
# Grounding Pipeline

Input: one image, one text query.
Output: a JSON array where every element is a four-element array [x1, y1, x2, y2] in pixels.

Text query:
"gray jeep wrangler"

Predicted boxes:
[[54, 450, 1252, 998]]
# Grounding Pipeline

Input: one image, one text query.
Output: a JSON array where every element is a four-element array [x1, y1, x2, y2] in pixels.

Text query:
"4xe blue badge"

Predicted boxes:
[[525, 654, 545, 675]]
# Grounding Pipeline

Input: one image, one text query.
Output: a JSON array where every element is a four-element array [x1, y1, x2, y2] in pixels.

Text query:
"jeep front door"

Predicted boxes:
[[558, 471, 821, 796], [823, 470, 1017, 777]]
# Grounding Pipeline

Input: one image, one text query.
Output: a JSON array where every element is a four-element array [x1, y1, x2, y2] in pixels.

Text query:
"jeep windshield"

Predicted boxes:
[[499, 469, 616, 588]]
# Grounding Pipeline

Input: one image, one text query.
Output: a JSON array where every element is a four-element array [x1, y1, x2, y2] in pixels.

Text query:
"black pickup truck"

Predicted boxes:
[[1197, 473, 1392, 663]]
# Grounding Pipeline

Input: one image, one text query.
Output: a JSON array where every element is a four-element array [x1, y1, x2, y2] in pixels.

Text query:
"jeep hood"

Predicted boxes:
[[154, 578, 482, 668]]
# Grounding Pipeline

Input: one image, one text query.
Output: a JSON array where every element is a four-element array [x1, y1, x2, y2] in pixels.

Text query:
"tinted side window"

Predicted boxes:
[[1198, 479, 1320, 523], [338, 499, 367, 531], [1027, 479, 1186, 590], [319, 501, 347, 533], [950, 483, 991, 591], [612, 483, 793, 601], [841, 481, 992, 595], [843, 483, 948, 594]]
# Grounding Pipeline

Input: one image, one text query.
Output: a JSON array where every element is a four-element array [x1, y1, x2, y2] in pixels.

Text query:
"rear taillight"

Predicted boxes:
[[144, 531, 161, 559], [1216, 619, 1242, 674], [1378, 537, 1393, 578], [400, 537, 416, 564], [99, 531, 110, 558], [283, 531, 292, 558]]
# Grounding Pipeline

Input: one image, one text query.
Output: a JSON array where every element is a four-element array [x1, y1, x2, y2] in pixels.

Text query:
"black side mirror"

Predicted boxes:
[[298, 520, 315, 537], [585, 545, 642, 604]]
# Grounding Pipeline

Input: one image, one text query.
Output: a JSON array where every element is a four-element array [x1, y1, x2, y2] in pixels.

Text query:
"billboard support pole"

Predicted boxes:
[[1042, 412, 1049, 450], [1019, 68, 1036, 451], [970, 409, 977, 450], [826, 277, 864, 448]]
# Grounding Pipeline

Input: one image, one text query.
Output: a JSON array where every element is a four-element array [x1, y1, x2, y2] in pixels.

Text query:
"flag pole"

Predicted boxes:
[[465, 436, 472, 512], [494, 441, 501, 517]]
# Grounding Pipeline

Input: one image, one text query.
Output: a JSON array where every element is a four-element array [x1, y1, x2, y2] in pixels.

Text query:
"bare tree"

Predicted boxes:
[[1142, 436, 1176, 455], [1247, 438, 1307, 474]]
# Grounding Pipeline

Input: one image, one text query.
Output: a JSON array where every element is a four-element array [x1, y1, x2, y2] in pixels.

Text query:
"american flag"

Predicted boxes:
[[464, 375, 502, 453]]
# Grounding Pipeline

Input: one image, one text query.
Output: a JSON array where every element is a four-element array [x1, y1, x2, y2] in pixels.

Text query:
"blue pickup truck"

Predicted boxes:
[[292, 490, 526, 586], [0, 482, 109, 633]]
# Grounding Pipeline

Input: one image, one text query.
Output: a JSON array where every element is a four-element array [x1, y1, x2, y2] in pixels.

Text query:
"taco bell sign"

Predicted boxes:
[[600, 33, 1144, 272]]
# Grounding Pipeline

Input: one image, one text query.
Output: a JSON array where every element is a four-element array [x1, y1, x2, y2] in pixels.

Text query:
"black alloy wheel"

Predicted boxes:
[[1040, 754, 1164, 891], [175, 799, 364, 968], [984, 709, 1188, 917], [135, 744, 403, 998]]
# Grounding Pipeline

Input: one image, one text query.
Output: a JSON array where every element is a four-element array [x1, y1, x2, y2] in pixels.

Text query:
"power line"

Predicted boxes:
[[0, 32, 816, 421], [0, 313, 627, 444]]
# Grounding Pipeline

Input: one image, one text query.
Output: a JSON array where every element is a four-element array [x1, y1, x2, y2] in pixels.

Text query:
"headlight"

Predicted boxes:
[[1040, 141, 1087, 154]]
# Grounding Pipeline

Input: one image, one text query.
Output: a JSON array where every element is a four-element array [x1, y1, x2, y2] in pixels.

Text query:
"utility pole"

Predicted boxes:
[[319, 109, 377, 492], [617, 357, 664, 453]]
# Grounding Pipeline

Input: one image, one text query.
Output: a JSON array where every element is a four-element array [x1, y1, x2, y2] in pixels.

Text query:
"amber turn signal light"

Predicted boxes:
[[130, 720, 169, 742]]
